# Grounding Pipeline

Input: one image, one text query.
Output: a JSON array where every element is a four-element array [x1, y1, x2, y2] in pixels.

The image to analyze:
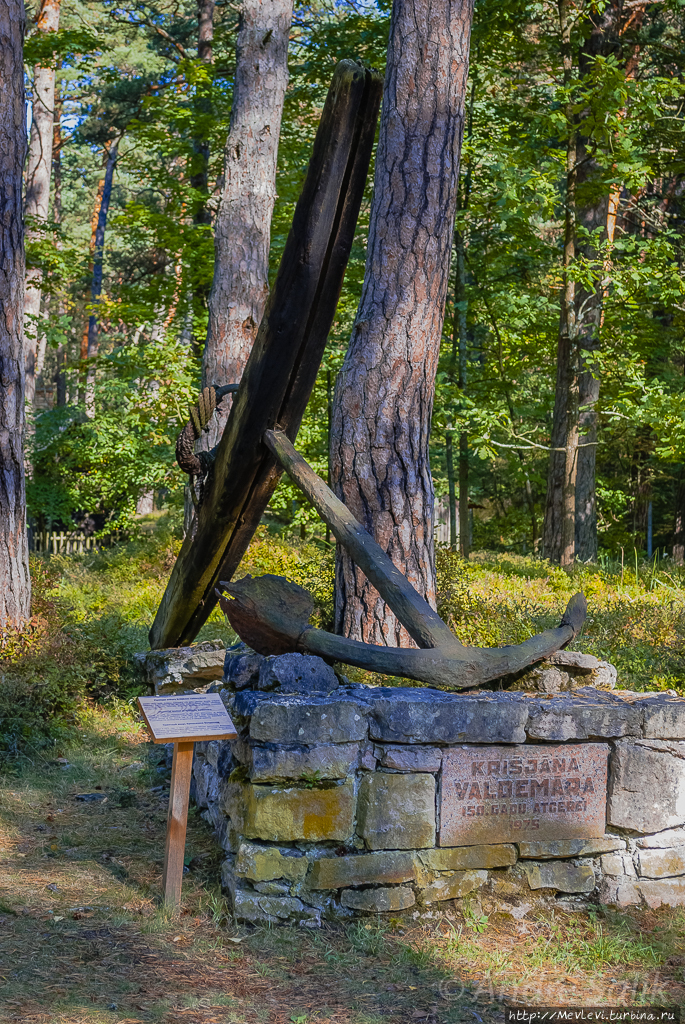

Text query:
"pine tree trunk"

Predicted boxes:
[[84, 144, 117, 417], [330, 0, 474, 646], [543, 0, 579, 568], [0, 0, 31, 629], [190, 0, 215, 229], [201, 0, 293, 450], [24, 0, 61, 408], [674, 468, 685, 565]]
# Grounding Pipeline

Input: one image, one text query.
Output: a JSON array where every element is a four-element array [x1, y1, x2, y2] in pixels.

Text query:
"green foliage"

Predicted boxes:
[[28, 336, 200, 530]]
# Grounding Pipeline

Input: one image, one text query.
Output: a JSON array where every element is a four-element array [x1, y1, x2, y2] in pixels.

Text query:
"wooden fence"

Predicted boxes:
[[29, 530, 120, 556]]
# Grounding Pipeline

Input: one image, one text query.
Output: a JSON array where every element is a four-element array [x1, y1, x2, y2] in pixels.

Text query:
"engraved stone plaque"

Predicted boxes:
[[138, 694, 237, 743], [440, 743, 608, 847]]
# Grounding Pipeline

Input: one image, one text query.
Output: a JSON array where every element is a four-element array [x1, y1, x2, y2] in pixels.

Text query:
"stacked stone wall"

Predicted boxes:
[[187, 648, 685, 926]]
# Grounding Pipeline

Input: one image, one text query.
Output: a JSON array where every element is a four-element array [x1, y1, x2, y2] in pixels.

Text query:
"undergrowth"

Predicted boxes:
[[2, 515, 684, 761]]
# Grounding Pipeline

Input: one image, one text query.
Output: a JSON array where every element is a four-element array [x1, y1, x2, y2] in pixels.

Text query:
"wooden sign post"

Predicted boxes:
[[138, 694, 237, 915]]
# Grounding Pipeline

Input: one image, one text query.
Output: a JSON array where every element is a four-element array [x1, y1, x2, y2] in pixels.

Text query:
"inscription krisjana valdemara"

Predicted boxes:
[[440, 743, 609, 846]]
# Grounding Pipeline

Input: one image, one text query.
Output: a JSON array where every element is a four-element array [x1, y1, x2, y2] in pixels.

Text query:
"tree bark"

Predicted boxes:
[[330, 0, 474, 646], [84, 144, 117, 417], [24, 0, 61, 409], [674, 468, 685, 565], [543, 0, 579, 568], [200, 0, 293, 450], [190, 0, 215, 229], [574, 1, 622, 562], [0, 0, 31, 629]]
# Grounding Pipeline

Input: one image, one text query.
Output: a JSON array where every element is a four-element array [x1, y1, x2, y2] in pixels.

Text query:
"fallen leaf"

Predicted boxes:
[[225, 936, 244, 943], [53, 916, 64, 923]]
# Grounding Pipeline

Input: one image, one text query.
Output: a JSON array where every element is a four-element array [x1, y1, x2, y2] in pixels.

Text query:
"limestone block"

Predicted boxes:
[[416, 844, 516, 876], [193, 758, 220, 809], [637, 826, 685, 848], [224, 647, 264, 689], [598, 877, 641, 908], [226, 780, 355, 842], [607, 739, 685, 833], [640, 694, 685, 739], [235, 841, 308, 883], [357, 773, 435, 850], [249, 695, 369, 744], [521, 860, 596, 893], [367, 689, 528, 744], [251, 880, 288, 895], [307, 851, 417, 889], [636, 846, 685, 879], [514, 665, 572, 694], [518, 837, 625, 859], [592, 662, 617, 690], [376, 745, 442, 772], [600, 852, 636, 878], [420, 869, 487, 904], [205, 740, 235, 778], [341, 885, 415, 913], [257, 895, 306, 919], [231, 886, 278, 924], [229, 880, 321, 925], [138, 640, 226, 695], [637, 877, 685, 908], [526, 691, 640, 742], [258, 653, 339, 696], [547, 650, 599, 672], [249, 742, 359, 782], [360, 744, 377, 771]]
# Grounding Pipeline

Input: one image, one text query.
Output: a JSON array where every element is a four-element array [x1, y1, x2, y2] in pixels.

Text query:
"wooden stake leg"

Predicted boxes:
[[162, 741, 194, 915]]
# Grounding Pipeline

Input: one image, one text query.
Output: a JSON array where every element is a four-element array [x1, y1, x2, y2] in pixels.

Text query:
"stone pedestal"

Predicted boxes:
[[186, 648, 685, 924]]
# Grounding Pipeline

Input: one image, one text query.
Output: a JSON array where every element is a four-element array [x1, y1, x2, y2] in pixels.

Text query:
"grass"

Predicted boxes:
[[0, 703, 684, 1022]]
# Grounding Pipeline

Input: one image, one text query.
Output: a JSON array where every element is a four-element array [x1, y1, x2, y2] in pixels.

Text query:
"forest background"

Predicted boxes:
[[23, 0, 685, 561]]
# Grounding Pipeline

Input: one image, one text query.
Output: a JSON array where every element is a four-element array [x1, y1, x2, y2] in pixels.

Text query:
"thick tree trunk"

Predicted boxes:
[[24, 0, 61, 409], [84, 144, 117, 417], [331, 0, 474, 646], [200, 0, 293, 451], [0, 0, 31, 629]]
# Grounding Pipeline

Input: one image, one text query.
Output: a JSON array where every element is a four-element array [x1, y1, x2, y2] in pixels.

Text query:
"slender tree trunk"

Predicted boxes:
[[453, 76, 475, 560], [201, 0, 293, 450], [84, 144, 117, 417], [574, 1, 623, 561], [455, 216, 470, 559], [190, 0, 215, 231], [0, 0, 31, 629], [43, 80, 63, 393], [674, 468, 685, 566], [331, 0, 474, 646], [543, 0, 579, 568], [24, 0, 61, 409], [446, 431, 457, 551]]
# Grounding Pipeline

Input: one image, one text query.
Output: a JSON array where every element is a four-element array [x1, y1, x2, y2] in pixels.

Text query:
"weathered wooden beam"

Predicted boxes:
[[218, 575, 588, 691], [263, 428, 458, 651], [150, 61, 383, 649]]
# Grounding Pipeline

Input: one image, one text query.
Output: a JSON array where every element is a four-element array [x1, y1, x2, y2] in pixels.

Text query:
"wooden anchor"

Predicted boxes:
[[216, 429, 587, 691]]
